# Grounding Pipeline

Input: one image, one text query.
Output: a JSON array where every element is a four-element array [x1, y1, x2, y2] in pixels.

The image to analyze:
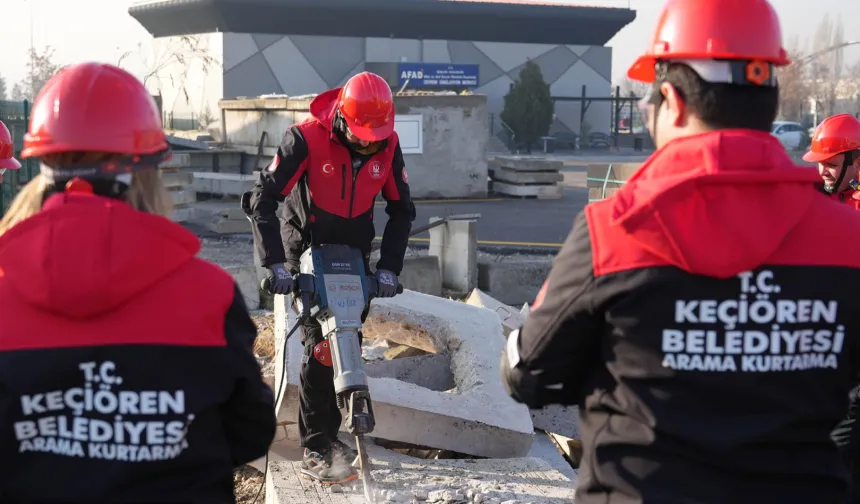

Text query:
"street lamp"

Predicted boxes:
[[796, 41, 860, 66]]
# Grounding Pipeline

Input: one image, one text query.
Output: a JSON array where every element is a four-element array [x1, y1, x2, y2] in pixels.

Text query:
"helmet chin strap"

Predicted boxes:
[[824, 151, 855, 195]]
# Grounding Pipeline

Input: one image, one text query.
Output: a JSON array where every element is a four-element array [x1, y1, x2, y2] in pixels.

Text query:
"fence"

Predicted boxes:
[[163, 111, 200, 131], [0, 100, 35, 213]]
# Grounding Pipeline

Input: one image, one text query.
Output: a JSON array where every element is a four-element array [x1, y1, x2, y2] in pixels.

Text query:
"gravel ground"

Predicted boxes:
[[234, 466, 265, 504]]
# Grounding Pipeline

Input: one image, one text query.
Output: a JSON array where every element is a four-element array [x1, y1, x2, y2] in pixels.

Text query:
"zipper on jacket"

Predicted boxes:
[[341, 164, 346, 199], [348, 167, 358, 218]]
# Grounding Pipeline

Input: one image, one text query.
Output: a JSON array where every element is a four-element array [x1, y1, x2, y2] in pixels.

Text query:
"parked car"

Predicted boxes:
[[771, 121, 809, 150]]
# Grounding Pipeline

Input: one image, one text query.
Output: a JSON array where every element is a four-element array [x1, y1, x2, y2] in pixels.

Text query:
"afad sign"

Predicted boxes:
[[398, 63, 480, 89]]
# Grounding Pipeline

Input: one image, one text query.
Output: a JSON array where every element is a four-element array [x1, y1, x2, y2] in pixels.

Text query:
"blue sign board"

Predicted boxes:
[[398, 63, 480, 88]]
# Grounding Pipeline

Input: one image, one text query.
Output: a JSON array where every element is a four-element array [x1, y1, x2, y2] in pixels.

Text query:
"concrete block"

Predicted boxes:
[[365, 353, 454, 392], [465, 288, 524, 337], [588, 186, 621, 202], [428, 217, 478, 293], [491, 180, 563, 199], [224, 265, 260, 310], [192, 172, 256, 196], [159, 170, 193, 189], [275, 290, 535, 458], [465, 289, 579, 438], [478, 260, 552, 306], [169, 188, 197, 206], [532, 404, 580, 440], [491, 156, 564, 172], [170, 206, 195, 223], [158, 152, 191, 168], [395, 255, 442, 296], [490, 166, 563, 184]]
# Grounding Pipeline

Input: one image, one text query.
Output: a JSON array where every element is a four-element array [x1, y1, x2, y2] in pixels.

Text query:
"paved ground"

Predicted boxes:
[[373, 154, 650, 252]]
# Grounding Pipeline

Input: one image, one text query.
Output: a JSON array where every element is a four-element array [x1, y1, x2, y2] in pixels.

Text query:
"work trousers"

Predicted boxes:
[[298, 307, 368, 453]]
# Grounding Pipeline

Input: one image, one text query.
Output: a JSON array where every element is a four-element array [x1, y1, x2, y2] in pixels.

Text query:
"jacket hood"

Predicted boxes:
[[309, 88, 342, 132], [610, 130, 822, 278], [0, 193, 201, 319]]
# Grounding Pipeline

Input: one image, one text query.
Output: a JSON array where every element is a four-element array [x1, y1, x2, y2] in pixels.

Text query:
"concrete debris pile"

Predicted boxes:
[[488, 157, 564, 200], [266, 288, 581, 503]]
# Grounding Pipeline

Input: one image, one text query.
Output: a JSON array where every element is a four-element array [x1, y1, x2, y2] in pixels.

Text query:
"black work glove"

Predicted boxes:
[[375, 269, 398, 298], [266, 264, 294, 295]]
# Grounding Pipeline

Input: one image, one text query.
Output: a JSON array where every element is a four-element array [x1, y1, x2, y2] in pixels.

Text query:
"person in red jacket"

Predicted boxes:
[[0, 119, 21, 184], [243, 71, 414, 484], [804, 114, 860, 208], [0, 62, 276, 503], [806, 113, 860, 502], [501, 1, 860, 503]]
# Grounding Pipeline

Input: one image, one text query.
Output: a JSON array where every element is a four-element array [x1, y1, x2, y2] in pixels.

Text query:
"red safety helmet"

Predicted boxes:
[[803, 114, 860, 163], [21, 62, 168, 159], [337, 72, 395, 142], [0, 120, 21, 171], [628, 0, 790, 83]]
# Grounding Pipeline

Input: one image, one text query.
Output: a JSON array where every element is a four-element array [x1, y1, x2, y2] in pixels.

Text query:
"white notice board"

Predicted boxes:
[[394, 114, 423, 155]]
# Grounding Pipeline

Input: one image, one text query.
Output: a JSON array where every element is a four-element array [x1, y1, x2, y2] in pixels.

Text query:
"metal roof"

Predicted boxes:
[[129, 0, 635, 46]]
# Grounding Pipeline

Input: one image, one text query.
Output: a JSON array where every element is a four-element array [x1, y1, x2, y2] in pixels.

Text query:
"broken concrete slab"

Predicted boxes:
[[274, 290, 535, 458], [528, 430, 578, 484], [266, 439, 576, 504], [365, 354, 454, 392], [465, 288, 524, 337], [465, 288, 580, 440], [383, 344, 427, 360], [224, 264, 260, 310]]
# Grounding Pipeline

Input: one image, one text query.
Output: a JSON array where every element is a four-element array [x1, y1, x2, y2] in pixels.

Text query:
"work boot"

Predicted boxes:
[[331, 439, 359, 466], [300, 448, 358, 484]]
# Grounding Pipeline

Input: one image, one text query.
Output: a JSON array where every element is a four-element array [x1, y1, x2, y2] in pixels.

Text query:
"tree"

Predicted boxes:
[[198, 103, 216, 129], [0, 75, 6, 101], [18, 46, 63, 101], [617, 77, 650, 99], [808, 15, 844, 118], [500, 60, 554, 153], [776, 37, 811, 123], [10, 82, 25, 101], [118, 35, 219, 106]]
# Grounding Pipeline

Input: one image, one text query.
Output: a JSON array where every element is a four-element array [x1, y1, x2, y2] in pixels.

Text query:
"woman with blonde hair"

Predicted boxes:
[[0, 62, 276, 503]]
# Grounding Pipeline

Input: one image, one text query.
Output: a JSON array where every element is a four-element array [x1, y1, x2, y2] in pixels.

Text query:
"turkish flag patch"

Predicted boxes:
[[402, 167, 409, 183]]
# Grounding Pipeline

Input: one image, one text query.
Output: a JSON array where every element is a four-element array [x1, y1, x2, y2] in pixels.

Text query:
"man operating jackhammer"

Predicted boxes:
[[500, 0, 860, 503], [804, 113, 860, 503], [243, 71, 415, 485]]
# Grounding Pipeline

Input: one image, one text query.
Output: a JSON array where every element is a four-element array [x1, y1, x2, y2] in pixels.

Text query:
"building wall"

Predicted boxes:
[[222, 33, 613, 135]]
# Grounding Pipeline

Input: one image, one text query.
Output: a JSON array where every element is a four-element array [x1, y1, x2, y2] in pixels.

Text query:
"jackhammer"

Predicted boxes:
[[258, 244, 403, 502]]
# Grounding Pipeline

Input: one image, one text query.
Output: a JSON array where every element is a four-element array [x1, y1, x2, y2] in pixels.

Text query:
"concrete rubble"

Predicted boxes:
[[262, 285, 581, 503], [274, 290, 536, 458], [466, 289, 580, 440], [265, 435, 576, 504]]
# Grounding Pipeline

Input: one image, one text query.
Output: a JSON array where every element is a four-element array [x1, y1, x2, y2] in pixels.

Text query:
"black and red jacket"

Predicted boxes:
[[243, 88, 415, 275], [509, 130, 860, 504], [0, 193, 276, 504]]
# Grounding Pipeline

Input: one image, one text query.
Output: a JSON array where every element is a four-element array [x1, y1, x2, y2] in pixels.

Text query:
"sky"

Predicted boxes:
[[1, 0, 859, 91]]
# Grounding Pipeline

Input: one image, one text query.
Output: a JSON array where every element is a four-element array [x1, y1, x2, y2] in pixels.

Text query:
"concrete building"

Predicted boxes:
[[129, 0, 635, 137]]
